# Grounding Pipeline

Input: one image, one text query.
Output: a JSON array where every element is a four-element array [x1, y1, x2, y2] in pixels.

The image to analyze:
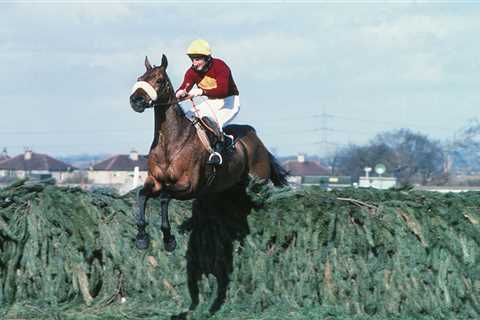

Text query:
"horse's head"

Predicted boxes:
[[130, 55, 173, 113]]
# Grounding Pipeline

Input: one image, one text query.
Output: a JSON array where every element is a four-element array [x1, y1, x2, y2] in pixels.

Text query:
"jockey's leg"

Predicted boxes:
[[197, 97, 240, 166], [200, 116, 222, 138], [194, 99, 223, 165], [201, 116, 224, 166], [216, 96, 240, 150], [216, 95, 240, 129]]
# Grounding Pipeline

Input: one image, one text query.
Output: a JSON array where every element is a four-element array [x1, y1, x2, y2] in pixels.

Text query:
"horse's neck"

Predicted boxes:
[[153, 102, 194, 154]]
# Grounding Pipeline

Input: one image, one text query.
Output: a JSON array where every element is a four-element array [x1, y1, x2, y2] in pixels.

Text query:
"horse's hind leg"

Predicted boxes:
[[135, 188, 150, 250], [160, 192, 177, 252]]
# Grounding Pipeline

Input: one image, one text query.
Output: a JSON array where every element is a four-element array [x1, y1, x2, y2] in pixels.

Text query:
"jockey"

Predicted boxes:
[[175, 39, 240, 167]]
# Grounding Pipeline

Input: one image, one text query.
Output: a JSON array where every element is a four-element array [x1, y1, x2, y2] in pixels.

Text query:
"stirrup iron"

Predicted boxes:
[[208, 152, 223, 166]]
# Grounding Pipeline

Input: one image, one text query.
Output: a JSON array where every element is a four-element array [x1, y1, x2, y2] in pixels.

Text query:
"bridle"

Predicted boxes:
[[132, 69, 180, 108], [133, 71, 218, 136]]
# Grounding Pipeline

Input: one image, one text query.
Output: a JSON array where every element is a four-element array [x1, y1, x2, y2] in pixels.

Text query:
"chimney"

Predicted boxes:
[[1, 148, 7, 158], [24, 148, 32, 160], [129, 149, 139, 161], [297, 153, 305, 163]]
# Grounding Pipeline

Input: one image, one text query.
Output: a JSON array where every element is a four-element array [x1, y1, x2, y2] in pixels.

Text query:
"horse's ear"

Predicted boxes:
[[145, 56, 152, 71], [161, 54, 168, 69]]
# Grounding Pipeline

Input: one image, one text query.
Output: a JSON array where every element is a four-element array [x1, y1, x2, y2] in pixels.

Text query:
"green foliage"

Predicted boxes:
[[1, 180, 480, 319]]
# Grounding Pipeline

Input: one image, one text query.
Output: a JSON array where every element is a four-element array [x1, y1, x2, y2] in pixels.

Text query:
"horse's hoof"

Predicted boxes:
[[135, 234, 150, 250], [164, 236, 177, 252], [170, 311, 191, 320]]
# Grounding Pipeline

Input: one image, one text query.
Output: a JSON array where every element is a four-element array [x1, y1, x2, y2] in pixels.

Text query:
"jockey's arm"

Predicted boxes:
[[176, 69, 197, 97]]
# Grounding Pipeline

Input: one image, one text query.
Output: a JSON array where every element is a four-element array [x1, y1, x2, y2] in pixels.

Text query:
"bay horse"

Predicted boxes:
[[129, 54, 288, 315]]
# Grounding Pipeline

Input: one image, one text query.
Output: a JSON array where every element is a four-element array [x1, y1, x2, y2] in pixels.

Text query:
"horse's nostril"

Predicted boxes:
[[131, 95, 144, 103]]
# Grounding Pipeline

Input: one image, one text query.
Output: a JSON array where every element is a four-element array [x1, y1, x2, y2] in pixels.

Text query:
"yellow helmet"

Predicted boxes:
[[186, 39, 211, 56]]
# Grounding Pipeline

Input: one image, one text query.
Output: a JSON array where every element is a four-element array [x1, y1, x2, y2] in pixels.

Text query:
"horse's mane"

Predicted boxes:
[[164, 73, 187, 119]]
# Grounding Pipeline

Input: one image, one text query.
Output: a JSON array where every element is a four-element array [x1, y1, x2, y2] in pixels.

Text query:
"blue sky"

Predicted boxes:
[[1, 1, 480, 157]]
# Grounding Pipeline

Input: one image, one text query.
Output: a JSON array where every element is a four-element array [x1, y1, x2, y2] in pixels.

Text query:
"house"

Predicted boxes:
[[283, 154, 331, 185], [282, 154, 351, 188], [0, 149, 76, 182], [0, 148, 9, 163], [88, 150, 148, 192]]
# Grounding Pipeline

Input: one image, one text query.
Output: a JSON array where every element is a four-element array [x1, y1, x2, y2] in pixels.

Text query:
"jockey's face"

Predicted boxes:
[[190, 55, 207, 71]]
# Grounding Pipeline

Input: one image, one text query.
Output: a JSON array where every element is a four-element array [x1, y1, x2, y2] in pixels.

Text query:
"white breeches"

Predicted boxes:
[[187, 95, 240, 131]]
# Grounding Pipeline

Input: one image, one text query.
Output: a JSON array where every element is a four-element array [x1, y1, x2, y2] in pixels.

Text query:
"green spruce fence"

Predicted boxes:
[[0, 179, 479, 319]]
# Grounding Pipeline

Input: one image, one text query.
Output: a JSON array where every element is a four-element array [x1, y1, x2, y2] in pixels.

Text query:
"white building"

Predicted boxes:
[[359, 176, 397, 189], [88, 150, 148, 193], [0, 149, 76, 182]]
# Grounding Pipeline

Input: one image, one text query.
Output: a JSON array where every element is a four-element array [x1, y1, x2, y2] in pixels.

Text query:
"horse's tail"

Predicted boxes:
[[268, 152, 289, 187]]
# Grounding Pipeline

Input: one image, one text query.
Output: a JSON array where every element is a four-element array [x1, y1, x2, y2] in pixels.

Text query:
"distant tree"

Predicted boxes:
[[447, 118, 480, 174], [372, 129, 445, 185], [324, 152, 339, 176], [334, 129, 445, 185], [335, 143, 397, 182]]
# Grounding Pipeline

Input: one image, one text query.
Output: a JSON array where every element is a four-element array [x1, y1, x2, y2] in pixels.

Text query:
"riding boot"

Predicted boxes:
[[201, 117, 222, 137], [201, 117, 224, 166], [224, 134, 235, 153]]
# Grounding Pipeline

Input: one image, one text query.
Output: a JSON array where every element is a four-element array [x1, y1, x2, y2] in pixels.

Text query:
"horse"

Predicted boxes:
[[129, 54, 288, 315]]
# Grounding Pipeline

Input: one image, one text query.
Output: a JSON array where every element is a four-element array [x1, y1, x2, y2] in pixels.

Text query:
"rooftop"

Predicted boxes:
[[0, 150, 76, 172], [91, 151, 148, 171], [283, 154, 330, 176]]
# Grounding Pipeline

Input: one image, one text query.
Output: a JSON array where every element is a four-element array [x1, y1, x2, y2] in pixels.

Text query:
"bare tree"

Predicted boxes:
[[372, 129, 445, 185], [448, 118, 480, 174], [335, 143, 397, 182], [335, 129, 445, 185]]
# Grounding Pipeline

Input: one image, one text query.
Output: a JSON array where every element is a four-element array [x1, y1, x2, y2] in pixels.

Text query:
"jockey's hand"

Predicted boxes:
[[175, 89, 187, 99], [188, 88, 203, 98]]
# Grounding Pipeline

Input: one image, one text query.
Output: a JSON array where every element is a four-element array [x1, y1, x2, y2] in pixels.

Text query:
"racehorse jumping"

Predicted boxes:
[[129, 55, 288, 315]]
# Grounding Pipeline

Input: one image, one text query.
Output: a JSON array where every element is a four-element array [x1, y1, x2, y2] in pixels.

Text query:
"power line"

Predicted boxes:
[[261, 127, 375, 137], [318, 113, 451, 131], [276, 111, 452, 131]]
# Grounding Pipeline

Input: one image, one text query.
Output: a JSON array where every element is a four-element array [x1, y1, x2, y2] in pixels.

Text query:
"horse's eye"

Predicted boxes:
[[156, 79, 163, 84]]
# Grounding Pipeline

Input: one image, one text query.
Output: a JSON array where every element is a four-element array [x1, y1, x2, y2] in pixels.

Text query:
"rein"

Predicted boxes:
[[151, 98, 183, 107], [153, 96, 218, 136]]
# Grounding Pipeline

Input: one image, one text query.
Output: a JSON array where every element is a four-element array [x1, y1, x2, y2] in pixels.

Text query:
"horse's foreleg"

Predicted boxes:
[[209, 270, 229, 314], [160, 192, 177, 252], [135, 188, 150, 250], [187, 264, 200, 311]]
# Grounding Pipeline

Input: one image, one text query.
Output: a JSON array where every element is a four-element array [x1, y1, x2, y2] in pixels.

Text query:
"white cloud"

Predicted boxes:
[[360, 15, 449, 50], [359, 10, 480, 52], [12, 2, 133, 24], [215, 32, 319, 81], [402, 52, 445, 82]]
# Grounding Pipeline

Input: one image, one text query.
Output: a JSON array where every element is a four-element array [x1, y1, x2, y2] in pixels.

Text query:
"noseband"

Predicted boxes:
[[132, 76, 181, 108]]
